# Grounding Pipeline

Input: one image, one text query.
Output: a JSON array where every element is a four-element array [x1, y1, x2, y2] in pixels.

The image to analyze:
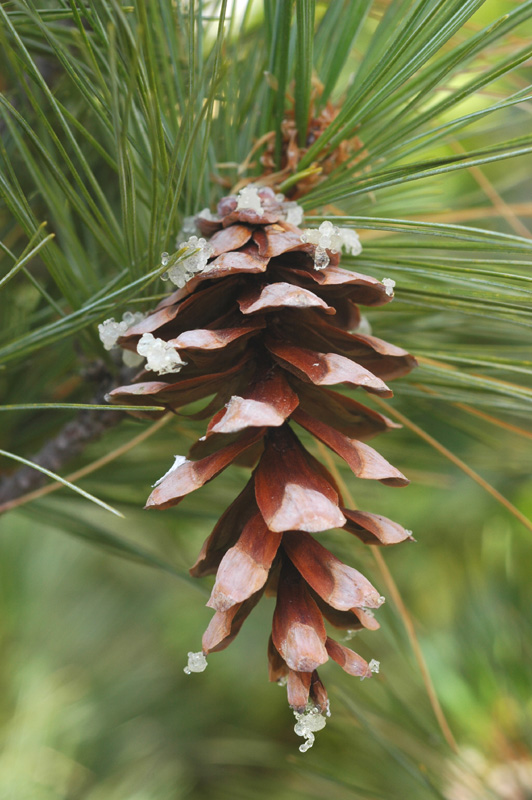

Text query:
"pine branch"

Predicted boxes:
[[0, 362, 132, 509]]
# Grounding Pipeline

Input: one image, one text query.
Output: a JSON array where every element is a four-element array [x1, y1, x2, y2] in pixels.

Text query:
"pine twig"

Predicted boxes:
[[0, 362, 134, 509]]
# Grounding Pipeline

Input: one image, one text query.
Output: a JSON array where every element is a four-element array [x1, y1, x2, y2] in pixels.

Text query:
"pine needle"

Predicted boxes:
[[372, 399, 532, 537], [0, 448, 124, 518]]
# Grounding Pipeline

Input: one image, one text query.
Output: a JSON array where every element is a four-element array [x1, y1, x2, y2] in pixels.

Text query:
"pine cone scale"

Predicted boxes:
[[209, 223, 253, 256], [277, 314, 417, 378], [254, 426, 346, 533], [190, 480, 258, 578], [170, 316, 266, 351], [283, 531, 383, 611], [342, 508, 414, 545], [266, 339, 393, 396], [252, 223, 315, 258], [145, 427, 266, 510], [325, 637, 372, 678], [206, 369, 299, 435], [292, 380, 398, 439], [207, 514, 282, 612], [238, 281, 336, 315], [272, 561, 329, 673], [292, 407, 409, 486], [286, 670, 313, 713], [203, 590, 264, 654]]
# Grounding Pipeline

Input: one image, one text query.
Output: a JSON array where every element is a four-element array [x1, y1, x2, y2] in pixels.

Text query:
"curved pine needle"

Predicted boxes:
[[452, 403, 532, 441], [315, 440, 459, 754], [416, 355, 532, 395], [0, 404, 165, 412], [0, 231, 55, 290], [0, 448, 124, 518], [415, 203, 532, 225], [369, 548, 459, 755], [415, 382, 532, 441], [372, 399, 532, 536], [450, 138, 531, 239]]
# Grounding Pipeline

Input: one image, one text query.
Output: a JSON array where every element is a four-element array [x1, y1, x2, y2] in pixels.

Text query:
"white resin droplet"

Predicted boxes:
[[338, 227, 362, 256], [181, 215, 198, 236], [293, 705, 327, 753], [343, 629, 358, 641], [184, 651, 208, 675], [98, 318, 125, 350], [360, 659, 380, 681], [166, 268, 186, 288], [301, 221, 352, 269], [197, 207, 219, 222], [301, 221, 341, 255], [98, 311, 146, 351], [161, 251, 169, 266], [277, 676, 287, 687], [301, 221, 363, 259], [356, 316, 372, 336], [382, 278, 396, 297], [313, 246, 330, 270], [152, 454, 188, 488], [122, 349, 144, 368], [122, 311, 142, 326], [168, 236, 215, 288], [137, 333, 187, 375], [282, 200, 304, 226], [236, 185, 264, 215]]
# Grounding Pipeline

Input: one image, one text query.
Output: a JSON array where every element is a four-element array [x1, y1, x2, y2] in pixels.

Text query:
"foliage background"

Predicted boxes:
[[0, 1, 532, 798]]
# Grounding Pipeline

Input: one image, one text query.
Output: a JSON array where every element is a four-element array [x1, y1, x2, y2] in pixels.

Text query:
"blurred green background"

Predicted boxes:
[[1, 1, 532, 798]]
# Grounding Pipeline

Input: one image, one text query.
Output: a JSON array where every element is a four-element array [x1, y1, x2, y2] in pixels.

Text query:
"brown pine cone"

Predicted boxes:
[[106, 186, 416, 749]]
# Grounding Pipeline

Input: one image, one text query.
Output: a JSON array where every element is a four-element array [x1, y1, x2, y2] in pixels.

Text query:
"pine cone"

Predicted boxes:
[[106, 186, 416, 744]]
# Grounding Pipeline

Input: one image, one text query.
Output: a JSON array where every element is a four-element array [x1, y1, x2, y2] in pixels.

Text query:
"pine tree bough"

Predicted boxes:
[[106, 186, 417, 744], [0, 364, 133, 508]]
